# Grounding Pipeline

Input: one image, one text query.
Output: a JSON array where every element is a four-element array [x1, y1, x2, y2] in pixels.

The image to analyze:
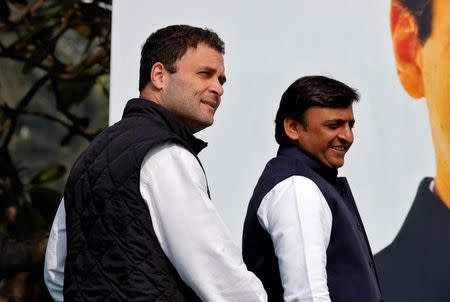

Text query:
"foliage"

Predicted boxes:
[[0, 0, 111, 242]]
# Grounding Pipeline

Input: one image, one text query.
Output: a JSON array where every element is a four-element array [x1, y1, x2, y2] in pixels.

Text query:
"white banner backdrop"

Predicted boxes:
[[109, 0, 434, 253]]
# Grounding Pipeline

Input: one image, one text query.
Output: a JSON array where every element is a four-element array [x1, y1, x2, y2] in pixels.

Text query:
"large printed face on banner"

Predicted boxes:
[[391, 0, 450, 205], [375, 0, 450, 300]]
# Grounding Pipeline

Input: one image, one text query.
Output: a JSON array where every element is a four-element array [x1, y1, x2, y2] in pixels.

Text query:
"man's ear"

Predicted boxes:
[[390, 1, 425, 98], [283, 117, 302, 142], [150, 62, 166, 90]]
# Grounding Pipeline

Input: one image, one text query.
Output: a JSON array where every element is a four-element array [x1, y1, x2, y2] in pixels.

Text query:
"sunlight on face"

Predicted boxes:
[[296, 106, 355, 169], [421, 0, 450, 161], [161, 43, 226, 133]]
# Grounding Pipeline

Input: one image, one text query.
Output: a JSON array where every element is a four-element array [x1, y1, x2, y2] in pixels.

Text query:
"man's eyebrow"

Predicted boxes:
[[323, 118, 355, 124]]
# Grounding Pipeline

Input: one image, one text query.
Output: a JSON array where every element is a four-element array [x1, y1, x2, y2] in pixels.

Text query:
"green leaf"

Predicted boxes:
[[30, 164, 66, 185]]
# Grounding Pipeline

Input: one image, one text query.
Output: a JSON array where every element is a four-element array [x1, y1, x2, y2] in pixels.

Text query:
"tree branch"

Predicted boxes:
[[0, 51, 109, 80], [21, 110, 71, 129], [1, 73, 51, 149], [21, 109, 100, 141]]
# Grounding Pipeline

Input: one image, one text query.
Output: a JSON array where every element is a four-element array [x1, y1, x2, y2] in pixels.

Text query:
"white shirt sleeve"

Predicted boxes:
[[43, 142, 267, 302], [257, 175, 332, 302], [140, 143, 267, 301], [44, 200, 66, 302]]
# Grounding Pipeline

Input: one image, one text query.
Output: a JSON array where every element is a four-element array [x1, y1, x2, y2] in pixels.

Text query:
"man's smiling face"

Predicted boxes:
[[295, 106, 355, 168]]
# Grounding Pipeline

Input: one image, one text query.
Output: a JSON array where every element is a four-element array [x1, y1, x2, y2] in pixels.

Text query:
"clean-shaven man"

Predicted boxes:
[[243, 76, 382, 302]]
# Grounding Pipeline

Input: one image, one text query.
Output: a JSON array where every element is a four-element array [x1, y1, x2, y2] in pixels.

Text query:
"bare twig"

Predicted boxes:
[[1, 73, 51, 149], [22, 110, 71, 128], [21, 109, 100, 141]]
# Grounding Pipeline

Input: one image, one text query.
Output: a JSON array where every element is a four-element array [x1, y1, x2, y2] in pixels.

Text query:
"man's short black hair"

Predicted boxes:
[[399, 0, 432, 43], [139, 25, 225, 91], [275, 75, 359, 146]]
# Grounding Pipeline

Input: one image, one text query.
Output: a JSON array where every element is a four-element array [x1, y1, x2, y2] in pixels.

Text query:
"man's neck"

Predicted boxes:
[[139, 87, 162, 105], [434, 162, 450, 209]]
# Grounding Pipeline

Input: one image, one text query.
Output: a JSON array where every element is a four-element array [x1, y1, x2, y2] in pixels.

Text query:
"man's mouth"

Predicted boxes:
[[332, 145, 349, 152], [201, 99, 218, 110]]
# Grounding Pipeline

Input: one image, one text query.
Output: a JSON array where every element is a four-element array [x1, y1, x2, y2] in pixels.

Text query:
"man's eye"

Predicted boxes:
[[326, 124, 339, 129]]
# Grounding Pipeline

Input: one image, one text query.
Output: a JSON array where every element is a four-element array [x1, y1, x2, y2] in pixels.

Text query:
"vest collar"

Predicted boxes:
[[122, 98, 207, 155], [277, 144, 338, 182]]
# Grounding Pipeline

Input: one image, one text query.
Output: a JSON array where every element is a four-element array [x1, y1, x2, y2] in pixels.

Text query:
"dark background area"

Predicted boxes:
[[0, 1, 111, 300]]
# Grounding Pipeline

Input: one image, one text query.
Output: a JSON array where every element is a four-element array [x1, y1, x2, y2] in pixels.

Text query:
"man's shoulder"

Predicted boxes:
[[264, 174, 322, 201], [260, 155, 315, 186], [251, 156, 317, 203], [144, 143, 195, 162], [141, 142, 201, 174]]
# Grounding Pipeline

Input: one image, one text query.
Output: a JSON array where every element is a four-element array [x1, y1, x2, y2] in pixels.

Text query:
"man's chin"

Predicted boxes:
[[190, 119, 214, 133], [330, 159, 344, 169]]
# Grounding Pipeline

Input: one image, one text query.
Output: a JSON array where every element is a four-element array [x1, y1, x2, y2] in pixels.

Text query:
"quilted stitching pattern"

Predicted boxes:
[[64, 102, 201, 302]]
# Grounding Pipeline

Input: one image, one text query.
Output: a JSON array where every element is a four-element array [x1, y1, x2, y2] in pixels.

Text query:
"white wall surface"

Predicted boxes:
[[110, 0, 434, 252]]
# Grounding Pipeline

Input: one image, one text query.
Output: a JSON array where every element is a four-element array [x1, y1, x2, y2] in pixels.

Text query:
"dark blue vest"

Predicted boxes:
[[63, 99, 204, 302], [242, 145, 382, 302]]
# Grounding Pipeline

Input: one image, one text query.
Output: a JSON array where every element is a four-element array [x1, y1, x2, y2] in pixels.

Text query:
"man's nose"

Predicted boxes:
[[210, 78, 224, 96], [339, 124, 353, 143]]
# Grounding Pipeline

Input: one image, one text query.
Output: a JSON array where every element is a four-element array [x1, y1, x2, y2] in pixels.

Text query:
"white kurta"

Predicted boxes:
[[257, 176, 333, 302]]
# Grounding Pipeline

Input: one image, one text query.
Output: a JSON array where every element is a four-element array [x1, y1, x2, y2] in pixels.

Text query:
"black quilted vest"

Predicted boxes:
[[242, 145, 383, 302], [63, 98, 204, 302]]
